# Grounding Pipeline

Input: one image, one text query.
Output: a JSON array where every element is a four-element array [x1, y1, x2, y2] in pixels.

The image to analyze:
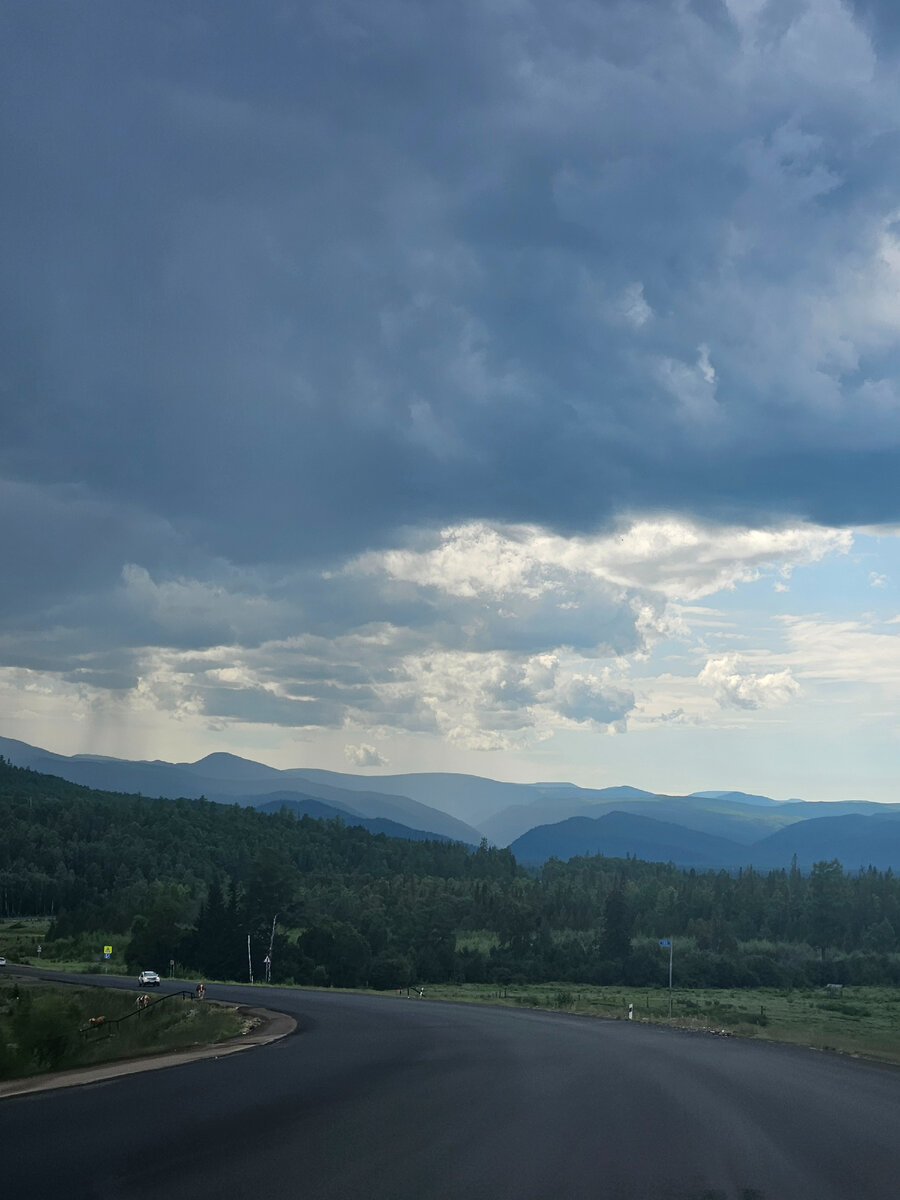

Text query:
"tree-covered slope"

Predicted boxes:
[[510, 811, 746, 867], [0, 757, 513, 922], [5, 756, 900, 991]]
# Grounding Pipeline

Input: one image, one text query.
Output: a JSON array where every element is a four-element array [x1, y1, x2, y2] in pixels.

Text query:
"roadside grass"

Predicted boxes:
[[0, 976, 242, 1081], [414, 982, 900, 1065], [0, 917, 132, 975]]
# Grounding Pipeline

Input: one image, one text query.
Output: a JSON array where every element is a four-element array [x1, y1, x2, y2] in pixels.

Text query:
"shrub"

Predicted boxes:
[[13, 993, 77, 1070]]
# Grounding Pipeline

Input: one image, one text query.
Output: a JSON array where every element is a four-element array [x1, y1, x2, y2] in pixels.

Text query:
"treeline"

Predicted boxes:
[[4, 757, 900, 990]]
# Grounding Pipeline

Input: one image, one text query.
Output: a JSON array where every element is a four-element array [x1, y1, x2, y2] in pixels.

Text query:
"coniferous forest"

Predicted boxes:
[[3, 757, 900, 990]]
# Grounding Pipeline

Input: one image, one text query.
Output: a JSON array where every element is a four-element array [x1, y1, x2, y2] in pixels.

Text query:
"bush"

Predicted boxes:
[[12, 993, 78, 1070]]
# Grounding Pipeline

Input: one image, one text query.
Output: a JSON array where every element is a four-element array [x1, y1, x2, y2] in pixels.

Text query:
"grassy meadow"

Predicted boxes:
[[416, 981, 900, 1065]]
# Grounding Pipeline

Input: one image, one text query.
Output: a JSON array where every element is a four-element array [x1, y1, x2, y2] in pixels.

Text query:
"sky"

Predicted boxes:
[[3, 0, 900, 800]]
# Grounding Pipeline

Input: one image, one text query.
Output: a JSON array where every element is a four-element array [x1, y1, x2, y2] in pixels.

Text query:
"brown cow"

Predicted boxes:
[[88, 1016, 106, 1028]]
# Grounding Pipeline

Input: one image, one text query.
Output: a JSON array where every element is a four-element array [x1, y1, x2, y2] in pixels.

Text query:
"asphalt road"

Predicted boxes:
[[3, 971, 899, 1200]]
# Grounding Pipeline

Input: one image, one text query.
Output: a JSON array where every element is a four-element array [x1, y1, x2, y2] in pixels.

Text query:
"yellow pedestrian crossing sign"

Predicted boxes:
[[103, 945, 112, 956]]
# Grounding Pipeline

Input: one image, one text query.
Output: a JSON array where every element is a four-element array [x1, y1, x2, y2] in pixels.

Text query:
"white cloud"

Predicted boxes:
[[699, 654, 801, 710], [618, 282, 653, 328], [344, 743, 388, 768], [388, 649, 634, 750], [0, 515, 857, 752], [777, 615, 900, 685], [353, 517, 852, 605]]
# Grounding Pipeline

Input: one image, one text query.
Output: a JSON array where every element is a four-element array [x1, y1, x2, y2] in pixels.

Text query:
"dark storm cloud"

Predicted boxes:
[[847, 0, 900, 54], [199, 687, 345, 730], [2, 0, 899, 725], [4, 1, 899, 564]]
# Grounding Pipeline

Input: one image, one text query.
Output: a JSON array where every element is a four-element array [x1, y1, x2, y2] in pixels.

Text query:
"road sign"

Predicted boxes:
[[103, 945, 112, 956], [658, 939, 671, 947], [264, 954, 271, 964]]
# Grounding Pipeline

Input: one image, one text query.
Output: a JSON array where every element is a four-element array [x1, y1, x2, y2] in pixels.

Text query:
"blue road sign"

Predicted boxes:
[[658, 939, 671, 947]]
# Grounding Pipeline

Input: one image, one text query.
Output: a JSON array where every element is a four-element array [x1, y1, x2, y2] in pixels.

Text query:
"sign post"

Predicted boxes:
[[659, 938, 673, 1017], [264, 913, 278, 986]]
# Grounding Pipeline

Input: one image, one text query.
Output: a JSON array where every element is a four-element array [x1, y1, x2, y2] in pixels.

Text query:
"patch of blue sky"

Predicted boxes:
[[697, 530, 897, 621]]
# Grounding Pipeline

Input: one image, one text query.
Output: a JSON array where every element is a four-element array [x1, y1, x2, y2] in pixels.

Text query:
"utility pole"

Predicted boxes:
[[265, 913, 278, 985], [659, 937, 673, 1017], [247, 933, 253, 984]]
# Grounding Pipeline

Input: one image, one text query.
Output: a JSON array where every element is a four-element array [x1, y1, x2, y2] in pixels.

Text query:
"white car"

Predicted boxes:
[[0, 957, 6, 966], [138, 970, 161, 987]]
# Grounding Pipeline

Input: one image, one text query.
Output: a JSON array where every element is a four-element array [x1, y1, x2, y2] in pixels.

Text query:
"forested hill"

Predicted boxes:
[[4, 756, 900, 991], [0, 756, 518, 919]]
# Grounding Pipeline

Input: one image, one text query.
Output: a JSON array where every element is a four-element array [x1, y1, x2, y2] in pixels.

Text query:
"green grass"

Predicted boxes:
[[0, 917, 131, 974], [412, 981, 900, 1065], [0, 976, 242, 1081]]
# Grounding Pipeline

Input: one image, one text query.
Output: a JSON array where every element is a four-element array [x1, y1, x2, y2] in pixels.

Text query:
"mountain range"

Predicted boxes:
[[2, 733, 899, 871], [509, 808, 900, 871]]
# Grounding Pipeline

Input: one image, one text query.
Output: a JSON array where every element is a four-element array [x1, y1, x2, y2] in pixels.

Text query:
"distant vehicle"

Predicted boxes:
[[138, 970, 161, 987], [0, 957, 6, 966]]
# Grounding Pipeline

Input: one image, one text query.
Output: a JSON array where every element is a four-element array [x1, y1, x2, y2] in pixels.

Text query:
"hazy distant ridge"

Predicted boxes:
[[0, 736, 481, 844], [4, 734, 900, 870]]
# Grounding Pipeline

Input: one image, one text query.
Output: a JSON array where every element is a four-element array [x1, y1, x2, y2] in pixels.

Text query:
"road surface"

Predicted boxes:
[[2, 971, 899, 1199]]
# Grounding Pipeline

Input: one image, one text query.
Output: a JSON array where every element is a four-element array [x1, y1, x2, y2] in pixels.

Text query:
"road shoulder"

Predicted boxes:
[[0, 1003, 297, 1100]]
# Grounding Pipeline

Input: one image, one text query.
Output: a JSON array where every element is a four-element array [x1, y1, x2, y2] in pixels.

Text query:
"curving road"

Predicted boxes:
[[2, 971, 899, 1199]]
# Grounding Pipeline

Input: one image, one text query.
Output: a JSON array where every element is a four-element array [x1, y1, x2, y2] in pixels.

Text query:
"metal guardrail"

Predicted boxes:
[[79, 989, 197, 1041]]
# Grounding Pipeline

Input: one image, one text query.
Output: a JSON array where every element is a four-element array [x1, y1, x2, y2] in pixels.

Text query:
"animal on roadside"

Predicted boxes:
[[195, 982, 206, 1000], [137, 994, 152, 1010], [88, 1016, 106, 1028]]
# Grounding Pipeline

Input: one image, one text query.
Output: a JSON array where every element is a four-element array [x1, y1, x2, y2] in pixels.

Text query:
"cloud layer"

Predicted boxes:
[[2, 3, 900, 779], [4, 2, 900, 584], [0, 513, 856, 751]]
